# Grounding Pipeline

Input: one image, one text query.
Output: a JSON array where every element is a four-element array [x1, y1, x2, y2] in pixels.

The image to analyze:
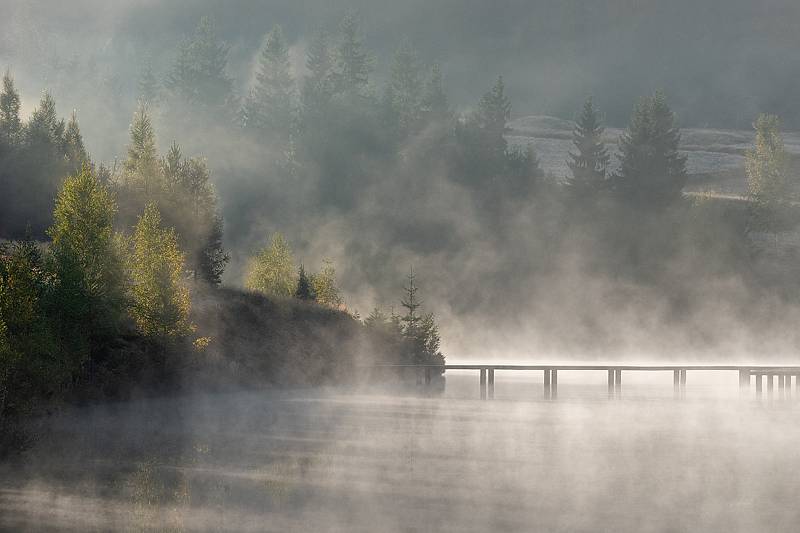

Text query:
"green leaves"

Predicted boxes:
[[245, 232, 297, 297]]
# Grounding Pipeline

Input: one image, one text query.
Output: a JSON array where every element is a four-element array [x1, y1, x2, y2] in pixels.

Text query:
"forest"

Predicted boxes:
[[2, 12, 800, 455]]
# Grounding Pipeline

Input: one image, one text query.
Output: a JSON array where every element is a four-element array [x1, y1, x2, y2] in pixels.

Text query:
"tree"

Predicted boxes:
[[614, 90, 687, 206], [566, 97, 609, 195], [63, 111, 88, 172], [138, 60, 161, 106], [48, 165, 126, 330], [0, 70, 22, 147], [420, 64, 449, 123], [245, 232, 296, 297], [122, 105, 161, 197], [243, 25, 296, 135], [385, 40, 424, 134], [476, 76, 511, 162], [334, 12, 372, 96], [294, 264, 315, 300], [129, 203, 191, 338], [25, 91, 64, 151], [746, 113, 789, 235], [311, 259, 343, 307], [302, 29, 335, 112], [398, 267, 444, 366], [166, 16, 233, 110]]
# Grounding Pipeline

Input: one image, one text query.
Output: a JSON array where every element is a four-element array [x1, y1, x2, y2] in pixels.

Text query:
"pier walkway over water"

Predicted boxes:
[[379, 364, 800, 400]]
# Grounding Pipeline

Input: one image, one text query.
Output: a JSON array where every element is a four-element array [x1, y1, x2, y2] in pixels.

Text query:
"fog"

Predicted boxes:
[[3, 380, 800, 531], [4, 2, 800, 530]]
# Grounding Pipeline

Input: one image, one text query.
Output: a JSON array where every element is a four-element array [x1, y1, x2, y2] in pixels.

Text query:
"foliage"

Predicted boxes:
[[334, 12, 372, 96], [129, 204, 191, 338], [294, 264, 315, 300], [746, 114, 789, 234], [0, 70, 22, 147], [311, 259, 343, 307], [614, 90, 687, 206], [243, 25, 296, 137], [566, 97, 609, 195], [245, 233, 296, 297]]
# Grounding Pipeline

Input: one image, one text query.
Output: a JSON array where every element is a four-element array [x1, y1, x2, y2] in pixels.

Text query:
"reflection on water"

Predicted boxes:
[[2, 373, 800, 532]]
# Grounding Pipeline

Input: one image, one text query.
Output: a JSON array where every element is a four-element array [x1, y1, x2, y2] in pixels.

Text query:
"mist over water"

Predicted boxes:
[[3, 375, 800, 532]]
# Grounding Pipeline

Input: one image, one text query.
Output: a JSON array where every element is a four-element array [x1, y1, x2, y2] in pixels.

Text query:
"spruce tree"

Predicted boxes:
[[25, 92, 64, 149], [138, 60, 161, 106], [294, 264, 315, 300], [302, 29, 335, 112], [566, 97, 609, 195], [614, 90, 687, 206], [123, 105, 161, 197], [166, 16, 233, 109], [243, 25, 296, 135], [311, 259, 343, 307], [335, 12, 371, 96], [63, 111, 88, 172], [0, 70, 22, 147], [420, 64, 449, 122], [476, 76, 511, 161], [386, 40, 423, 134]]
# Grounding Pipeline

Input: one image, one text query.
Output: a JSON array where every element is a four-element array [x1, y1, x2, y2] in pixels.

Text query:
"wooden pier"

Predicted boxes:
[[384, 364, 800, 400]]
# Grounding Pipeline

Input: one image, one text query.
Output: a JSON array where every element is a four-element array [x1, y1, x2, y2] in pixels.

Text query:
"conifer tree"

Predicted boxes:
[[401, 266, 422, 334], [386, 40, 423, 134], [614, 90, 687, 206], [420, 64, 449, 122], [166, 16, 233, 109], [63, 111, 88, 172], [129, 203, 191, 338], [138, 60, 161, 106], [294, 264, 315, 300], [302, 29, 335, 112], [25, 91, 65, 149], [335, 12, 371, 96], [477, 76, 511, 161], [245, 232, 297, 297], [243, 25, 296, 135], [746, 113, 789, 234], [566, 97, 609, 195], [0, 70, 22, 147], [123, 105, 161, 197]]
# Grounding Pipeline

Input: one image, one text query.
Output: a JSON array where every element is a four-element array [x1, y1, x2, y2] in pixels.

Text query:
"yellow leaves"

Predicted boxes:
[[244, 232, 296, 297], [192, 336, 212, 351], [129, 203, 192, 338]]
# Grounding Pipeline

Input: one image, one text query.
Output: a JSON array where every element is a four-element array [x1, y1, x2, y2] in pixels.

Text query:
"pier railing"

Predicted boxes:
[[373, 364, 800, 400]]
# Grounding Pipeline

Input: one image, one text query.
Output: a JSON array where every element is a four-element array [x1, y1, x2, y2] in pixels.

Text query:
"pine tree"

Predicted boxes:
[[294, 264, 315, 300], [63, 111, 88, 172], [123, 105, 161, 197], [0, 70, 22, 147], [614, 90, 687, 206], [245, 232, 297, 297], [746, 113, 789, 234], [311, 259, 343, 307], [566, 97, 609, 195], [166, 16, 233, 109], [243, 25, 296, 135], [197, 215, 228, 285], [386, 40, 423, 134], [25, 91, 65, 149], [138, 60, 161, 106], [420, 64, 449, 122], [477, 76, 511, 161], [129, 203, 191, 338], [401, 266, 422, 333], [302, 29, 335, 112], [335, 12, 371, 96]]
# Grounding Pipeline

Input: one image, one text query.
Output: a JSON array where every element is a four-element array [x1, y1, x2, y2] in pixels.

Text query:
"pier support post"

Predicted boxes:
[[614, 369, 622, 398], [425, 367, 431, 386], [608, 370, 615, 399], [674, 370, 680, 398], [755, 374, 763, 398], [786, 375, 791, 399], [488, 368, 495, 400], [544, 369, 551, 399], [779, 375, 785, 400], [738, 370, 750, 392], [480, 368, 487, 400], [767, 374, 774, 399], [551, 369, 558, 399], [680, 369, 687, 398]]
